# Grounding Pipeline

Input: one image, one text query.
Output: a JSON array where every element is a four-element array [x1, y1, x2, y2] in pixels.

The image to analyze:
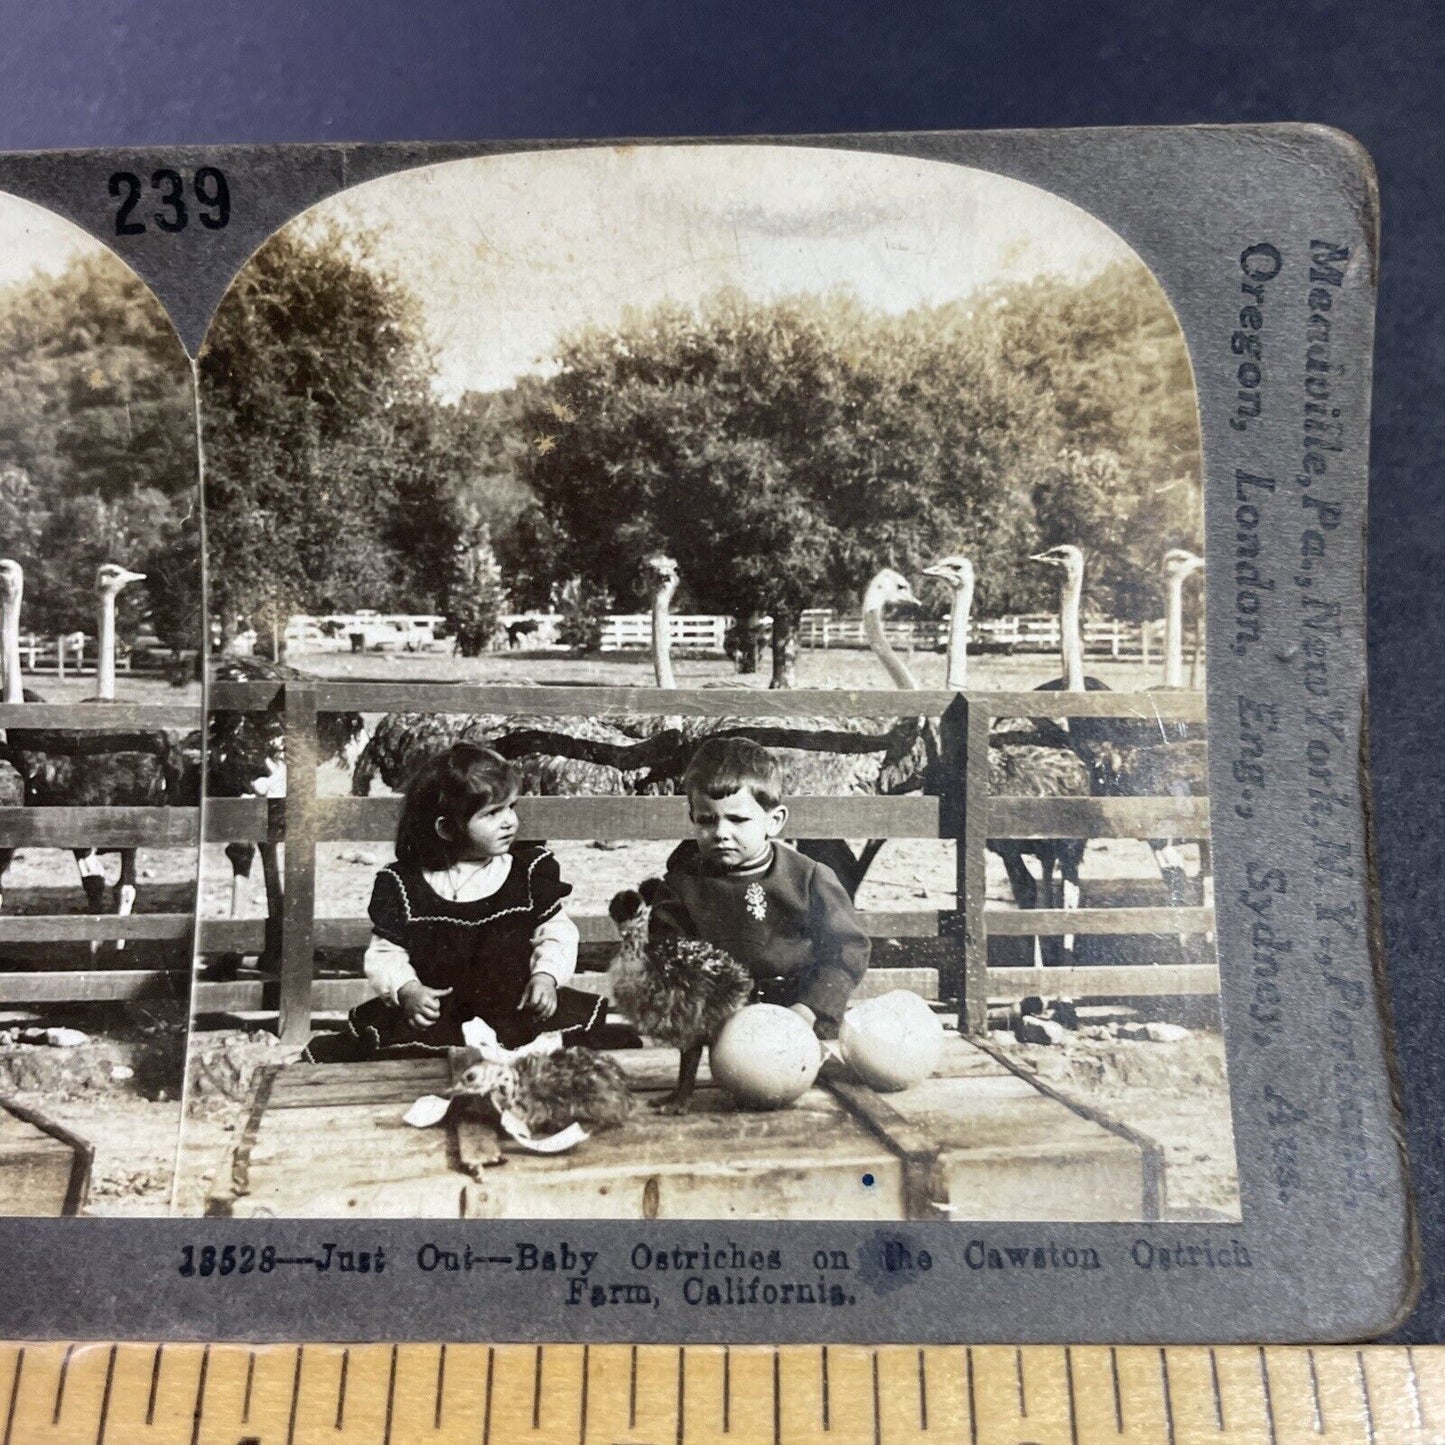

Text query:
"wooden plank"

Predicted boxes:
[[0, 703, 200, 728], [0, 914, 195, 942], [313, 682, 945, 718], [192, 967, 945, 1018], [198, 907, 939, 955], [204, 680, 283, 711], [0, 807, 199, 847], [820, 1066, 943, 1220], [984, 905, 1215, 936], [940, 695, 989, 1037], [0, 969, 190, 1003], [202, 796, 283, 843], [987, 794, 1210, 838], [279, 682, 320, 1045], [976, 690, 1207, 722], [316, 793, 941, 841], [986, 963, 1220, 998]]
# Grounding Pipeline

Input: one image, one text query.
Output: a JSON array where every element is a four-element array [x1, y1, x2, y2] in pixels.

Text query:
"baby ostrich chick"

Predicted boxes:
[[608, 881, 752, 1115], [452, 1048, 634, 1138]]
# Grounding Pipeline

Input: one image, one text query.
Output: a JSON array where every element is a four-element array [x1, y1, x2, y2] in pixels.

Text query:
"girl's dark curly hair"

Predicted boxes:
[[395, 742, 521, 870]]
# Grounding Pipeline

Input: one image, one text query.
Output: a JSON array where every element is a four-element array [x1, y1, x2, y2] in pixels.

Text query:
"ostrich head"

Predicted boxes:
[[1029, 544, 1085, 580], [1163, 548, 1205, 582], [862, 568, 917, 614], [922, 555, 975, 594], [96, 563, 146, 598], [0, 559, 22, 605], [642, 554, 680, 601], [607, 880, 662, 982]]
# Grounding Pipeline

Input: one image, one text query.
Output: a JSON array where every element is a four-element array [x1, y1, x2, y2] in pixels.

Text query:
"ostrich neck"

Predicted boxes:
[[652, 585, 677, 689], [1059, 570, 1085, 691], [1163, 574, 1186, 688], [97, 592, 117, 700], [864, 599, 920, 690], [1, 589, 20, 705], [945, 580, 973, 690]]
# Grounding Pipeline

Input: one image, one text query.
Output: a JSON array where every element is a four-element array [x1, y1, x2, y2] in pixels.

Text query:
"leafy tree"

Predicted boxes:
[[448, 522, 509, 657], [199, 224, 463, 648], [0, 254, 198, 644]]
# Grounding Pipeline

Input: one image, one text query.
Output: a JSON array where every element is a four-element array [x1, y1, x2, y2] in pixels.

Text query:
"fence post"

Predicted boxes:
[[279, 680, 320, 1044], [940, 695, 990, 1037]]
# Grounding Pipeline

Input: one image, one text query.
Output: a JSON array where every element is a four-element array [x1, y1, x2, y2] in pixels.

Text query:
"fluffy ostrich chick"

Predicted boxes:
[[452, 1048, 634, 1139], [608, 881, 753, 1115]]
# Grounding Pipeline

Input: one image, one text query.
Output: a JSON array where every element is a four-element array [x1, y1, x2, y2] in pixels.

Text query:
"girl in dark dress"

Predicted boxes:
[[305, 743, 606, 1061]]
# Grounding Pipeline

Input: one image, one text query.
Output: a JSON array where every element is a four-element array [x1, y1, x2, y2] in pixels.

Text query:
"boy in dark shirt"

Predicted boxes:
[[649, 736, 871, 1045]]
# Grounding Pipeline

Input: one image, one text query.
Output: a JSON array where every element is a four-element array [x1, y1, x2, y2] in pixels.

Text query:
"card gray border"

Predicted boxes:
[[0, 125, 1408, 1344]]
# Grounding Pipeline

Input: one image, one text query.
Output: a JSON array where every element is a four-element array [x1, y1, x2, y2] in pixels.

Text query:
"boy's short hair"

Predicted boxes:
[[682, 736, 785, 811]]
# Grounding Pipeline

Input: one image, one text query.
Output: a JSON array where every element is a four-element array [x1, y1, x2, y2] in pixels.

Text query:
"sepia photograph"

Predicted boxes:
[[0, 193, 202, 1215], [177, 144, 1237, 1223]]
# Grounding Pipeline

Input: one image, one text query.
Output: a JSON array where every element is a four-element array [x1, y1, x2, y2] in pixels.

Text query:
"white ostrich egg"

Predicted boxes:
[[709, 1004, 823, 1110], [840, 990, 944, 1091]]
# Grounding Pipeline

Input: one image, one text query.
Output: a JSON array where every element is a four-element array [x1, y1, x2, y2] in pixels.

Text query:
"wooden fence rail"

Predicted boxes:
[[0, 701, 202, 1004], [0, 689, 1215, 1026], [195, 681, 1213, 1044]]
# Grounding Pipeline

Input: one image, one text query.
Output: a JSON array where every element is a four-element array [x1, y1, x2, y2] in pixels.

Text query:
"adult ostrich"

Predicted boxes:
[[923, 554, 1092, 962], [1033, 543, 1208, 908], [0, 559, 42, 912], [3, 564, 203, 950]]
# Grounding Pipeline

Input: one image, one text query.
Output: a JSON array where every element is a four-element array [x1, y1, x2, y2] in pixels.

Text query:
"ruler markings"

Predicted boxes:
[[1064, 1347, 1078, 1445], [1357, 1348, 1377, 1445], [285, 1343, 302, 1445], [1, 1349, 20, 1445], [242, 1347, 255, 1423], [1406, 1344, 1427, 1430], [1306, 1346, 1324, 1433], [483, 1344, 495, 1445], [1258, 1347, 1278, 1445], [966, 1347, 977, 1445], [680, 1345, 689, 1445], [819, 1345, 826, 1433], [575, 1344, 587, 1445], [1158, 1349, 1176, 1445], [1108, 1347, 1124, 1434], [722, 1344, 731, 1434], [145, 1343, 162, 1426], [336, 1345, 350, 1430], [93, 1343, 116, 1445], [1208, 1348, 1224, 1432], [188, 1344, 210, 1445], [631, 1343, 639, 1431], [9, 1343, 1445, 1443], [436, 1342, 448, 1430], [918, 1347, 929, 1433], [52, 1341, 75, 1424]]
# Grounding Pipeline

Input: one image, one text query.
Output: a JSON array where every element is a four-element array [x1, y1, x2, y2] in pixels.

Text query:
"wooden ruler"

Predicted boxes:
[[0, 1342, 1439, 1444]]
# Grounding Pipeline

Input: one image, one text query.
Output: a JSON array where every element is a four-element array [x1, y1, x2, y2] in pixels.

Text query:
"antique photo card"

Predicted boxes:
[[180, 145, 1237, 1227], [0, 192, 201, 1216], [0, 127, 1407, 1343]]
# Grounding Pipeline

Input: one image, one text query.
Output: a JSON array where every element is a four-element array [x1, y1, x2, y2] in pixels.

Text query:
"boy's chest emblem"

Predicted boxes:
[[743, 882, 768, 921]]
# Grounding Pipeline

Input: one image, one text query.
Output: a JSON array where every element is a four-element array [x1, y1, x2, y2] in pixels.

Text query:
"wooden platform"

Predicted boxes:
[[212, 1036, 1160, 1222], [0, 1100, 92, 1216]]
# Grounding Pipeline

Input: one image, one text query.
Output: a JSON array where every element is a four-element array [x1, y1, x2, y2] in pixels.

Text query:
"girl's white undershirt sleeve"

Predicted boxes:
[[365, 935, 418, 1002], [530, 908, 579, 986]]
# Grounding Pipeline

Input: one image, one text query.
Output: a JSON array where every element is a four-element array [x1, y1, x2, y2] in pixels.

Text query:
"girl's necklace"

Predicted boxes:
[[441, 860, 492, 901]]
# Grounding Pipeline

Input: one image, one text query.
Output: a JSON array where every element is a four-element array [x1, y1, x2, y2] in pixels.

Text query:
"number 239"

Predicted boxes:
[[108, 167, 229, 235]]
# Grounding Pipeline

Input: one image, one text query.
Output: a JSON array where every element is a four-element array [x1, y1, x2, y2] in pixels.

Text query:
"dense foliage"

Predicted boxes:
[[1, 223, 1202, 684], [0, 253, 198, 643]]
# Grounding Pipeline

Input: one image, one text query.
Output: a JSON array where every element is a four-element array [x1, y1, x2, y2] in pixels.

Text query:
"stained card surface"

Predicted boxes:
[[0, 127, 1405, 1343]]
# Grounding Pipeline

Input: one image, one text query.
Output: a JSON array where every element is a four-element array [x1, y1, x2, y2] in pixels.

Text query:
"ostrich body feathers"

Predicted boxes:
[[452, 1047, 634, 1135]]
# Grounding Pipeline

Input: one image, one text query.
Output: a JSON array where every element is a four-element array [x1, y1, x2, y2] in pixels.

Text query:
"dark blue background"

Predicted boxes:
[[1, 0, 1439, 1339]]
